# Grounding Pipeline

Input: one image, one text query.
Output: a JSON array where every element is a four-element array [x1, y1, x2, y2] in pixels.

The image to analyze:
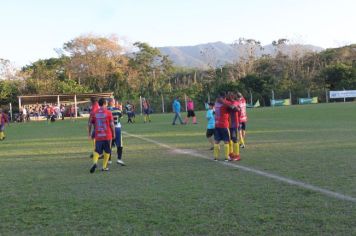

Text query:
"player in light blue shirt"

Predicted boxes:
[[205, 102, 215, 150]]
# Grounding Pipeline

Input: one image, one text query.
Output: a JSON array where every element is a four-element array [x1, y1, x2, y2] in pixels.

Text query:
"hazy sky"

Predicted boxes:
[[0, 0, 355, 66]]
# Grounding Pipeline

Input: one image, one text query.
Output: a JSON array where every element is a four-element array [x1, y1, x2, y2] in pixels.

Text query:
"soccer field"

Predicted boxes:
[[0, 103, 355, 235]]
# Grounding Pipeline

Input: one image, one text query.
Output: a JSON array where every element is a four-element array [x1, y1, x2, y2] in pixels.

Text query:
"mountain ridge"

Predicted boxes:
[[158, 41, 324, 68]]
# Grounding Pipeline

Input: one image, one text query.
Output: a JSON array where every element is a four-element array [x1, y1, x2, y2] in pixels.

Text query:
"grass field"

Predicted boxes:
[[0, 103, 355, 235]]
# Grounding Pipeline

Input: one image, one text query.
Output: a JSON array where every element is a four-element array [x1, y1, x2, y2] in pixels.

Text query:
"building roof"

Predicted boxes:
[[18, 93, 113, 105]]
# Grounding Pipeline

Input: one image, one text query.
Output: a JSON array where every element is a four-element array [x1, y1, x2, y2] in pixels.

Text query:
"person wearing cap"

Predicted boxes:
[[107, 98, 125, 166]]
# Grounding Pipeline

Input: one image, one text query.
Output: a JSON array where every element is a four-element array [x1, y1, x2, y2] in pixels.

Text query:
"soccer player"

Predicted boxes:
[[213, 92, 234, 161], [125, 101, 135, 123], [0, 109, 9, 141], [88, 98, 115, 173], [237, 92, 248, 148], [88, 97, 100, 158], [107, 98, 125, 166], [205, 102, 215, 150], [142, 98, 151, 123], [184, 97, 197, 124], [227, 92, 241, 161], [172, 97, 184, 125]]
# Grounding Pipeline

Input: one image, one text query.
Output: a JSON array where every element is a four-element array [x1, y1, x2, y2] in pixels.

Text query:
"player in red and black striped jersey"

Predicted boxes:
[[237, 92, 248, 148], [227, 92, 241, 161], [0, 109, 9, 141], [88, 98, 115, 173], [213, 92, 236, 161]]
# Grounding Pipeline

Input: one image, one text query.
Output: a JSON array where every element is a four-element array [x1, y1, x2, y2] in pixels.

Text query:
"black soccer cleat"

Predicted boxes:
[[90, 164, 97, 173]]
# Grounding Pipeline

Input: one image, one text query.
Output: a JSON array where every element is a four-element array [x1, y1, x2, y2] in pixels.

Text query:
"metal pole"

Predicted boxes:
[[18, 97, 22, 111], [289, 90, 292, 105], [343, 88, 346, 103], [271, 90, 275, 106], [250, 90, 253, 105], [57, 95, 60, 107], [74, 95, 77, 118], [139, 96, 143, 115], [184, 94, 188, 112], [325, 89, 329, 103], [208, 92, 211, 103], [161, 94, 165, 113], [9, 103, 12, 121]]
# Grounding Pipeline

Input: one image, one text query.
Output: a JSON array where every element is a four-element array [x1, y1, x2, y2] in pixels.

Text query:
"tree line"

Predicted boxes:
[[1, 34, 355, 111]]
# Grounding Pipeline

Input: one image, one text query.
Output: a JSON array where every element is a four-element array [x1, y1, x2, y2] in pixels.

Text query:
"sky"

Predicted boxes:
[[0, 0, 355, 67]]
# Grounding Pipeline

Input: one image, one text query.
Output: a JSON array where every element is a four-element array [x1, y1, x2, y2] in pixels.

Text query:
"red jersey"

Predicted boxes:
[[239, 97, 248, 122], [91, 102, 99, 113], [0, 112, 9, 125], [229, 100, 240, 128], [214, 99, 231, 128], [91, 108, 113, 141]]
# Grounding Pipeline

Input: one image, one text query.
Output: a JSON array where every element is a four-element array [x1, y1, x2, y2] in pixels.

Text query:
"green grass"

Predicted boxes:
[[0, 103, 355, 235]]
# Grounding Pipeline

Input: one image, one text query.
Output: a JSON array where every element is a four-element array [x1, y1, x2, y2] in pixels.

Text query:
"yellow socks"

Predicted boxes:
[[213, 144, 220, 159], [229, 140, 233, 154], [233, 142, 240, 156], [224, 144, 229, 160], [103, 152, 110, 169], [92, 152, 99, 164]]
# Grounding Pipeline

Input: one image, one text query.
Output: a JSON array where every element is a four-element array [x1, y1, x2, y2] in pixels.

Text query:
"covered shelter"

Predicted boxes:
[[17, 92, 113, 118]]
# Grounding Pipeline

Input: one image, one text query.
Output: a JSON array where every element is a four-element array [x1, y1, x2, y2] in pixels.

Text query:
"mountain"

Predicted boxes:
[[158, 41, 324, 68]]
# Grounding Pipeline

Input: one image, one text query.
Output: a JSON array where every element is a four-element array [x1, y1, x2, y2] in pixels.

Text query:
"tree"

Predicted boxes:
[[62, 34, 128, 92]]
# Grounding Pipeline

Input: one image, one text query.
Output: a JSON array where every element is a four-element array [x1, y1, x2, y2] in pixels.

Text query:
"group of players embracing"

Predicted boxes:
[[206, 91, 247, 162]]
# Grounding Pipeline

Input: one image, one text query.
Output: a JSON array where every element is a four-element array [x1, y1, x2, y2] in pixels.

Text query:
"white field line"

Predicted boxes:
[[123, 131, 356, 203]]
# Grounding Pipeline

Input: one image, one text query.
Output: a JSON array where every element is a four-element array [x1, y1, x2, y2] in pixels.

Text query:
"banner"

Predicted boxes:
[[329, 90, 356, 99], [298, 97, 318, 104], [247, 100, 260, 108], [271, 99, 290, 106]]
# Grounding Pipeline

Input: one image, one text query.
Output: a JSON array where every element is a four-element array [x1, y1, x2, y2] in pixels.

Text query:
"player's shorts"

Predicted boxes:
[[229, 127, 238, 142], [239, 122, 246, 131], [95, 140, 112, 155], [206, 128, 214, 138], [144, 109, 150, 115], [187, 110, 195, 117], [214, 127, 230, 142], [112, 127, 123, 147]]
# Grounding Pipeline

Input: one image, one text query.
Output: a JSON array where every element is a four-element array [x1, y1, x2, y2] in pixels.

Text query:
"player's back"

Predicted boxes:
[[214, 100, 230, 128], [93, 109, 113, 141]]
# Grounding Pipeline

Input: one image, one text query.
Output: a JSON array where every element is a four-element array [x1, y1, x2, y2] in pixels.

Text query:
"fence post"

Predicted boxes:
[[289, 90, 292, 105], [139, 96, 143, 115], [184, 94, 188, 112], [271, 90, 275, 106], [9, 103, 12, 121], [325, 89, 329, 103], [249, 90, 253, 105], [161, 94, 165, 113]]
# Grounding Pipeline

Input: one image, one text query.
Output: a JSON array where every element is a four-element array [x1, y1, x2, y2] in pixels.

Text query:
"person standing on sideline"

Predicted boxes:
[[184, 97, 197, 124], [172, 96, 184, 125], [237, 92, 247, 148], [88, 98, 115, 173], [107, 98, 125, 166], [142, 98, 151, 123], [0, 109, 9, 141], [205, 102, 215, 150]]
